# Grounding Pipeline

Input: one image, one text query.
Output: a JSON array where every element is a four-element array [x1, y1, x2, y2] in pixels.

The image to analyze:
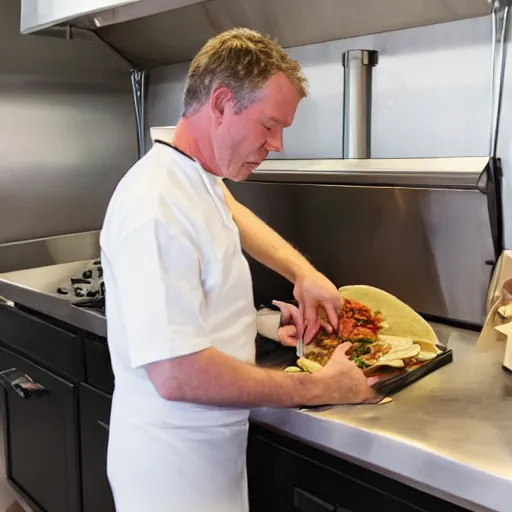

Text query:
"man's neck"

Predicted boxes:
[[171, 115, 221, 177]]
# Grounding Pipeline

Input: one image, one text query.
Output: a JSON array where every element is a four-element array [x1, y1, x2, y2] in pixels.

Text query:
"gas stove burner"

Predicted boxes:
[[73, 295, 105, 313], [82, 269, 93, 279], [55, 259, 105, 312], [71, 277, 91, 285]]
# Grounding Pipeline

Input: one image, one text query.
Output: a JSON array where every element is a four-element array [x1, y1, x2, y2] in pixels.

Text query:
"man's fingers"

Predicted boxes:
[[303, 319, 320, 344], [323, 302, 340, 331], [272, 300, 292, 324], [303, 303, 320, 343], [278, 325, 298, 347], [329, 342, 352, 359], [366, 376, 380, 387], [337, 342, 352, 354], [320, 319, 333, 333], [289, 306, 302, 331], [296, 302, 305, 339]]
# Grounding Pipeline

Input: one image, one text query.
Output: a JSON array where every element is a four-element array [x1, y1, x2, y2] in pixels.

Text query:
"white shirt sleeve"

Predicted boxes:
[[256, 308, 282, 342], [106, 217, 210, 369]]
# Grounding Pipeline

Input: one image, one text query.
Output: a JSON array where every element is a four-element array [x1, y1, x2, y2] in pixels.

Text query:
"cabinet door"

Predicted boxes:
[[79, 383, 115, 512], [248, 427, 469, 512], [0, 347, 80, 512]]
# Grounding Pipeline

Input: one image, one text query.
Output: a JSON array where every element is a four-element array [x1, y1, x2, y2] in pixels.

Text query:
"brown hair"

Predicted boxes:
[[182, 28, 308, 116]]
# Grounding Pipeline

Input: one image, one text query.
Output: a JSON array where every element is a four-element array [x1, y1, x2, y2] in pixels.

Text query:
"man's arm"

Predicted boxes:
[[221, 182, 312, 283], [221, 182, 341, 341], [146, 345, 379, 408], [256, 308, 281, 341]]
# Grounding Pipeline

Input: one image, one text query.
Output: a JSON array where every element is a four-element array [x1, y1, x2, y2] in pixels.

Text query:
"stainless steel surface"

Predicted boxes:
[[0, 261, 106, 337], [2, 0, 130, 77], [19, 0, 209, 34], [489, 0, 512, 9], [0, 265, 509, 510], [20, 0, 491, 68], [251, 157, 490, 189], [0, 72, 135, 243], [1, 0, 137, 245], [252, 323, 512, 512], [489, 0, 510, 158], [227, 181, 494, 325], [342, 50, 378, 159], [0, 231, 100, 273]]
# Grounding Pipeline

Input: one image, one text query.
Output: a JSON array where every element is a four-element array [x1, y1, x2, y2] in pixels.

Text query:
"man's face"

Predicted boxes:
[[211, 72, 302, 182]]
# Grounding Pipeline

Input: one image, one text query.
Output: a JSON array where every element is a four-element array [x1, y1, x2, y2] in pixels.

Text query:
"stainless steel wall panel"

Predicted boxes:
[[0, 0, 137, 245], [227, 182, 493, 325], [0, 231, 100, 273]]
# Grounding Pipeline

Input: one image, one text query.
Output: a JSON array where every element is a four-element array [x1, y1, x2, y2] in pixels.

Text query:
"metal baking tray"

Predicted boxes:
[[371, 345, 453, 397], [257, 301, 454, 397]]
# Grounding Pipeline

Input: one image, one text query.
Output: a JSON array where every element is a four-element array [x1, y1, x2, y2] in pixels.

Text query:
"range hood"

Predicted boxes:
[[20, 0, 209, 34], [20, 0, 492, 69]]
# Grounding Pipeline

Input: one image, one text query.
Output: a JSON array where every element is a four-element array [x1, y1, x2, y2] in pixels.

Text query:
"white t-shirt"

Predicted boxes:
[[100, 141, 258, 511]]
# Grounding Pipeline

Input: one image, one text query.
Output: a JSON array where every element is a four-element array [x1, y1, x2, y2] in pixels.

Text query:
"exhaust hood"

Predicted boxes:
[[20, 0, 491, 69], [20, 0, 209, 34]]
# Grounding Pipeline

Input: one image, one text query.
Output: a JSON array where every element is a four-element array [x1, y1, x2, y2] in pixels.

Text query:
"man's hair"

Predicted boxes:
[[182, 27, 308, 116]]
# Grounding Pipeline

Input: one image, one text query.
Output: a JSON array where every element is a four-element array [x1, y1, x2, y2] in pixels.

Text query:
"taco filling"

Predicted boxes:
[[306, 297, 387, 368], [301, 287, 439, 372]]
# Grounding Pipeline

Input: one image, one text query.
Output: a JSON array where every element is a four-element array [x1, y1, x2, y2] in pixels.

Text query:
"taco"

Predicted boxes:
[[338, 285, 438, 343], [299, 285, 440, 374]]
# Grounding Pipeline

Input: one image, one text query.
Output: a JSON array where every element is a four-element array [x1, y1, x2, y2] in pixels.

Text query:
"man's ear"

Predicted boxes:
[[209, 87, 232, 124]]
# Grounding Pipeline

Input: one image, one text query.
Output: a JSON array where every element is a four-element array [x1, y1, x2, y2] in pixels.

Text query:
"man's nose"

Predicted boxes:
[[265, 130, 283, 153]]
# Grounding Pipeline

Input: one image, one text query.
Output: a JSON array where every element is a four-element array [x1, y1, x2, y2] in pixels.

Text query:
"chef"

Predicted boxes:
[[100, 27, 378, 512]]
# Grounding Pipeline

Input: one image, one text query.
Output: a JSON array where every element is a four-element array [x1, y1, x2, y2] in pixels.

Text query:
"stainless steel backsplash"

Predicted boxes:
[[0, 0, 137, 245], [227, 181, 494, 326]]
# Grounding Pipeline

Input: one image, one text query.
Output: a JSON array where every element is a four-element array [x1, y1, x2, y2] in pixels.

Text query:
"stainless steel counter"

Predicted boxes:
[[0, 260, 106, 337], [252, 323, 512, 512], [0, 266, 511, 512]]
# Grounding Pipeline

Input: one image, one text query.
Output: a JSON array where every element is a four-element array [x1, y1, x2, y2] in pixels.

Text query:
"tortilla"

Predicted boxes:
[[413, 339, 442, 361], [297, 357, 322, 373], [298, 285, 440, 373], [338, 285, 439, 345], [378, 335, 439, 361]]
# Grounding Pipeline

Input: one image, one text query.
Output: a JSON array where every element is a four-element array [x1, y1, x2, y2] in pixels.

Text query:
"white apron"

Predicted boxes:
[[100, 142, 257, 512]]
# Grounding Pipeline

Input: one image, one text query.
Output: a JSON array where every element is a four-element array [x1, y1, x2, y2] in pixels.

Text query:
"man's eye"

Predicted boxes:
[[263, 124, 272, 131]]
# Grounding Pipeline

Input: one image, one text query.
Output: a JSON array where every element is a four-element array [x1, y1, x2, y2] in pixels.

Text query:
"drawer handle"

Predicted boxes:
[[0, 368, 46, 399], [97, 420, 110, 431]]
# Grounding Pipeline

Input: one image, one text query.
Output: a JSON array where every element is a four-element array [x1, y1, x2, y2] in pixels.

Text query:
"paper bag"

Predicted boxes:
[[475, 301, 506, 352], [495, 323, 512, 370], [476, 250, 512, 352], [486, 249, 512, 313]]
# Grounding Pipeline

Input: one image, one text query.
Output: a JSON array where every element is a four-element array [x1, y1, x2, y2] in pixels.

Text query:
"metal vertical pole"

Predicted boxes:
[[130, 69, 148, 159], [342, 49, 378, 159], [489, 0, 511, 158]]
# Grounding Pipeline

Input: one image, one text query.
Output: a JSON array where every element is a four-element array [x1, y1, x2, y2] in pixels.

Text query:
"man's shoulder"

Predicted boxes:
[[100, 150, 211, 255]]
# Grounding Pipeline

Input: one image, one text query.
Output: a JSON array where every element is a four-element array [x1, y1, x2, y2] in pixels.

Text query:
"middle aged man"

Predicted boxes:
[[101, 28, 378, 512]]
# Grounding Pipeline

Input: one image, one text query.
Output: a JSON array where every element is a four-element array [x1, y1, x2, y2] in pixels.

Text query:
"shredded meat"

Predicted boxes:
[[307, 298, 385, 367]]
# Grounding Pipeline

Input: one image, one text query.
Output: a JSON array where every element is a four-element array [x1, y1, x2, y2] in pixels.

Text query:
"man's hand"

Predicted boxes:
[[311, 343, 380, 405], [273, 300, 333, 347], [293, 269, 341, 344]]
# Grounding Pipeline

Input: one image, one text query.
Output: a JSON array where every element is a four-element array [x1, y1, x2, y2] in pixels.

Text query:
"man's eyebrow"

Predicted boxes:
[[269, 116, 289, 127]]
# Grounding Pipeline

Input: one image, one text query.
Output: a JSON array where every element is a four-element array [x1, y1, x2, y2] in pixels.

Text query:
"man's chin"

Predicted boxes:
[[229, 163, 259, 182]]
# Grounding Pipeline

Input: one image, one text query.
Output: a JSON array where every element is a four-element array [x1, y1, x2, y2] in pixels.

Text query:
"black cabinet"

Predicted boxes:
[[0, 347, 81, 512], [247, 425, 469, 512], [79, 383, 115, 512], [84, 334, 114, 395], [0, 303, 84, 381], [0, 302, 473, 512]]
